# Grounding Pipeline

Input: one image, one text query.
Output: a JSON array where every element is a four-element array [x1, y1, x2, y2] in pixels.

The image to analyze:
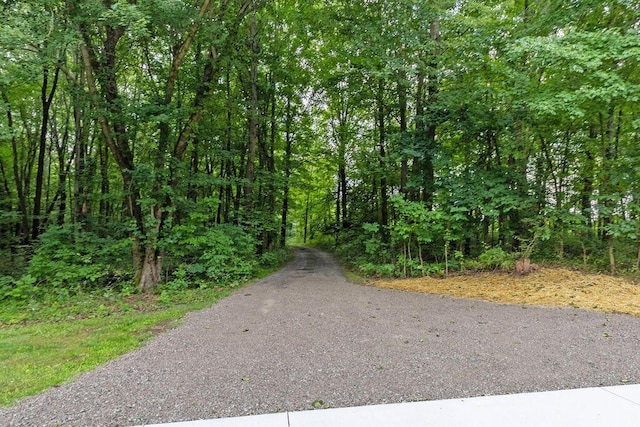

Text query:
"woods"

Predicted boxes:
[[1, 0, 639, 301]]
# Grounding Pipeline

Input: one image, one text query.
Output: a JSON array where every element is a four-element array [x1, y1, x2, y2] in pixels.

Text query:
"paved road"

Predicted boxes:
[[2, 247, 640, 426]]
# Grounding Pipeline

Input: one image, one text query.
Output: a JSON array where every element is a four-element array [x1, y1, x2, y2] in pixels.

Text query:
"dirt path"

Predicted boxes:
[[2, 247, 640, 426]]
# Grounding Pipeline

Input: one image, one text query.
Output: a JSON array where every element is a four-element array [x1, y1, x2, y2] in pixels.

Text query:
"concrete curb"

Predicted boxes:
[[138, 384, 640, 427]]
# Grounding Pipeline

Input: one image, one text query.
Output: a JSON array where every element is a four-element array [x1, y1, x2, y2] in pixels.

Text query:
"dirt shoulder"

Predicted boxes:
[[372, 268, 640, 317]]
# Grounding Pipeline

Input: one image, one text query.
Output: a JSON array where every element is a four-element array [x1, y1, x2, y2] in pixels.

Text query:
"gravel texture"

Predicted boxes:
[[2, 247, 640, 426]]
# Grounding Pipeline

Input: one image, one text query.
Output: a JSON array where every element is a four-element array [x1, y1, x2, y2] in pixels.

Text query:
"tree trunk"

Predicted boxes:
[[135, 243, 163, 292], [32, 65, 60, 240], [244, 13, 259, 213], [599, 109, 616, 241], [609, 240, 616, 275], [424, 20, 440, 208], [413, 71, 425, 202], [280, 97, 293, 248], [581, 130, 595, 227], [303, 193, 310, 244], [44, 117, 74, 228], [398, 71, 408, 194], [339, 155, 347, 228], [3, 92, 30, 244], [335, 182, 341, 243], [377, 78, 388, 228], [71, 64, 90, 228], [0, 159, 12, 253], [222, 68, 234, 224]]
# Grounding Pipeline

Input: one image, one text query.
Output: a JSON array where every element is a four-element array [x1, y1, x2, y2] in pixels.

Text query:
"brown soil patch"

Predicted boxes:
[[372, 268, 640, 317]]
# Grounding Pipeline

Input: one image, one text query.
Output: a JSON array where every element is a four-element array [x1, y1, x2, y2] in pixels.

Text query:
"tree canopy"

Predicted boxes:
[[1, 0, 639, 298]]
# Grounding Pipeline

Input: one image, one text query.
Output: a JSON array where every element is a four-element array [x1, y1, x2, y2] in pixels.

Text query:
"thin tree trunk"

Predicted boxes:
[[413, 71, 425, 202], [599, 109, 616, 241], [339, 159, 347, 228], [32, 65, 60, 240], [56, 127, 69, 226], [0, 159, 12, 253], [423, 19, 440, 208], [304, 193, 310, 244], [609, 242, 616, 275], [223, 68, 233, 224], [42, 114, 75, 228], [444, 241, 449, 276], [263, 73, 278, 251], [3, 92, 30, 244], [98, 140, 110, 221], [190, 138, 201, 204], [398, 71, 408, 194], [581, 128, 595, 227], [71, 61, 90, 228], [403, 243, 407, 278], [280, 97, 293, 248], [377, 78, 388, 229], [335, 182, 341, 243], [244, 13, 259, 213]]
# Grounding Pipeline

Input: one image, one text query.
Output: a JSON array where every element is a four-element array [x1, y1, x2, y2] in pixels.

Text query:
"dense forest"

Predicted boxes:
[[1, 0, 639, 301]]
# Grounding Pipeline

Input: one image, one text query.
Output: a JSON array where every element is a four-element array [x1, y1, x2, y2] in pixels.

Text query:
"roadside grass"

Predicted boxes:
[[1, 310, 178, 407], [0, 287, 230, 408]]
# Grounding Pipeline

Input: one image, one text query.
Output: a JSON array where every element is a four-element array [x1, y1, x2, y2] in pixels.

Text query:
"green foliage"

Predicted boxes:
[[259, 248, 292, 268], [477, 247, 514, 271], [165, 222, 257, 289], [362, 223, 384, 256], [0, 275, 37, 302], [359, 262, 396, 277], [2, 0, 640, 294], [1, 226, 132, 302]]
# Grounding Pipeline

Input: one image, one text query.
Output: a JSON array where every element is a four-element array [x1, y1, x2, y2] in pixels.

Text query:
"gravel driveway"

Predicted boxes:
[[2, 247, 640, 426]]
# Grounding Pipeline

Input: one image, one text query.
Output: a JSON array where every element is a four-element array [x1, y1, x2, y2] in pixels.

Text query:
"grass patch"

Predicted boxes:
[[0, 287, 231, 408], [343, 269, 367, 285], [0, 310, 178, 406]]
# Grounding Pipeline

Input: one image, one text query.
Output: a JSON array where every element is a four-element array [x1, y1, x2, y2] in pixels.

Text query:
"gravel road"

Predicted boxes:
[[2, 247, 640, 426]]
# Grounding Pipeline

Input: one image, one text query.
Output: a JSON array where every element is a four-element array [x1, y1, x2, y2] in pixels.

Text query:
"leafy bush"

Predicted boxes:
[[0, 274, 38, 302], [358, 262, 396, 277], [477, 247, 514, 270], [422, 262, 446, 276], [8, 225, 132, 301], [165, 223, 257, 288]]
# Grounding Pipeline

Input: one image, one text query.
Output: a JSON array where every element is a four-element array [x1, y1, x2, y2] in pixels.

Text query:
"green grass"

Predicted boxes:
[[0, 287, 230, 408]]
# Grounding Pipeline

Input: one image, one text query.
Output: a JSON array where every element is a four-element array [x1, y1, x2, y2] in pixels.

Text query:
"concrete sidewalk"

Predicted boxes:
[[139, 384, 640, 427]]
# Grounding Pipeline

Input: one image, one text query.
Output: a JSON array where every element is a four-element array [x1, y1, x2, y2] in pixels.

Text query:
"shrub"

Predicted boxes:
[[358, 262, 396, 277], [21, 225, 131, 297], [0, 274, 38, 302], [477, 247, 514, 270], [166, 223, 257, 288]]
